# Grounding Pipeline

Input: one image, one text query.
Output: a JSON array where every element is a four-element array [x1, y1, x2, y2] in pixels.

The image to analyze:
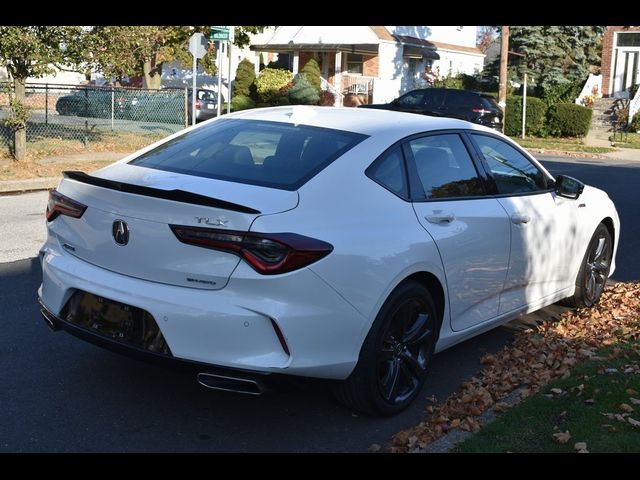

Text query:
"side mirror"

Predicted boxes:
[[555, 174, 585, 199]]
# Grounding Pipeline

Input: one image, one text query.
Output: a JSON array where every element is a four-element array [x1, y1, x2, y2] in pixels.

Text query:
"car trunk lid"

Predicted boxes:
[[51, 165, 298, 290]]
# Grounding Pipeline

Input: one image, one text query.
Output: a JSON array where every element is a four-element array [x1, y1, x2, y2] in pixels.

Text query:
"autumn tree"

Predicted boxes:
[[0, 26, 83, 160], [86, 26, 269, 90]]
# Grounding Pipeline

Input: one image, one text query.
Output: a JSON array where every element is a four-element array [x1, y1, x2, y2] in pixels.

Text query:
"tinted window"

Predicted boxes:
[[444, 90, 476, 107], [408, 134, 484, 199], [396, 91, 426, 106], [129, 119, 367, 190], [471, 134, 549, 194], [423, 90, 446, 108], [366, 147, 408, 198]]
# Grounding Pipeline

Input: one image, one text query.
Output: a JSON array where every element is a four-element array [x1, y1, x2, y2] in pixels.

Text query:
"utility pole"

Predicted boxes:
[[498, 26, 509, 133]]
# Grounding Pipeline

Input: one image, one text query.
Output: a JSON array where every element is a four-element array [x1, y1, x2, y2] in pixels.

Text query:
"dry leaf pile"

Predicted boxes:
[[391, 282, 640, 452]]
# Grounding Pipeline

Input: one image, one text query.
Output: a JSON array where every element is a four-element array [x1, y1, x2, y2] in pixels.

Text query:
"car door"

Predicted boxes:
[[406, 132, 511, 331], [468, 133, 579, 313], [392, 90, 428, 114]]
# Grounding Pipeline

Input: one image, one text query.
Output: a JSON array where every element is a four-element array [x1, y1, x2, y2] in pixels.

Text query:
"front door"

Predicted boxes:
[[407, 133, 511, 331], [613, 49, 640, 98], [468, 133, 577, 314]]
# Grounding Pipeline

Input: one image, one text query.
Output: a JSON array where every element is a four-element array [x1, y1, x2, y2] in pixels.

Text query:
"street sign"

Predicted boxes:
[[210, 31, 229, 41], [211, 26, 229, 32], [188, 32, 207, 59]]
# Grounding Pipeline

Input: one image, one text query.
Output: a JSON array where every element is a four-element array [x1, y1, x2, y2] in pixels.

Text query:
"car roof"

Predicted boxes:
[[224, 105, 497, 139]]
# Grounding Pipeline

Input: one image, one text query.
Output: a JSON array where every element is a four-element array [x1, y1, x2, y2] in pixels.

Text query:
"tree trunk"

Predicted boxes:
[[13, 77, 27, 162], [143, 58, 162, 90]]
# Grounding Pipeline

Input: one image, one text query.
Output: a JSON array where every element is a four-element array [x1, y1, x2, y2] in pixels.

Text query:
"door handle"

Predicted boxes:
[[425, 213, 455, 225], [510, 213, 531, 225]]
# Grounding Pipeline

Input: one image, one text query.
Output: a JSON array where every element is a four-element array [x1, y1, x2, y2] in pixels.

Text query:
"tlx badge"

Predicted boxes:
[[195, 217, 228, 227]]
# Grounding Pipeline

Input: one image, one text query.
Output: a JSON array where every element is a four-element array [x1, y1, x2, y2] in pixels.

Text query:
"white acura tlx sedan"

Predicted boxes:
[[38, 106, 619, 416]]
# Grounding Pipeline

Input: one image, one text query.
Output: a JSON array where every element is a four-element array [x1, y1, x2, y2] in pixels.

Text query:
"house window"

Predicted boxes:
[[618, 32, 640, 47], [345, 54, 363, 75]]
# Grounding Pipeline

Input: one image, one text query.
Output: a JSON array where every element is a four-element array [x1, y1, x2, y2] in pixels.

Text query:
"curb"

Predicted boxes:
[[416, 386, 528, 453], [0, 177, 59, 195]]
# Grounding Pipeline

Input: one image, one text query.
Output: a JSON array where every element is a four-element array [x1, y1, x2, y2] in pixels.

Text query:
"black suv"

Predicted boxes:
[[359, 88, 503, 131]]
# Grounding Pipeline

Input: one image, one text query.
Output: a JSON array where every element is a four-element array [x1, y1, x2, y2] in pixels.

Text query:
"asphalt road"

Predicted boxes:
[[0, 155, 638, 452]]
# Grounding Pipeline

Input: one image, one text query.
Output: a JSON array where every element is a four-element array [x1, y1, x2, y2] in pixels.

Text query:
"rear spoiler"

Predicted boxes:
[[62, 171, 261, 214]]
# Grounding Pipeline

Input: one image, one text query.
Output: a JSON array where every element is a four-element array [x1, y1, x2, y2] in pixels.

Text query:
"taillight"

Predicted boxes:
[[195, 100, 201, 110], [471, 108, 492, 114], [46, 190, 87, 222], [169, 225, 333, 275]]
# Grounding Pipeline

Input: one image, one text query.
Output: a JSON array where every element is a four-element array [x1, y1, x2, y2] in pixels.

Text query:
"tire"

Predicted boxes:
[[561, 223, 613, 308], [333, 281, 439, 416]]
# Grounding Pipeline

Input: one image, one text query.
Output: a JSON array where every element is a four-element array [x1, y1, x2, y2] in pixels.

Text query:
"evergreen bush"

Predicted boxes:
[[300, 58, 322, 94], [233, 59, 256, 98], [255, 68, 293, 105], [547, 103, 592, 137], [504, 96, 548, 136], [288, 76, 320, 105], [231, 95, 256, 111]]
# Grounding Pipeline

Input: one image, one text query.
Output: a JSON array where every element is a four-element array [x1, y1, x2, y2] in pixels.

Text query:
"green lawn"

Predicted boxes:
[[455, 343, 640, 453], [510, 136, 615, 154], [611, 132, 640, 149]]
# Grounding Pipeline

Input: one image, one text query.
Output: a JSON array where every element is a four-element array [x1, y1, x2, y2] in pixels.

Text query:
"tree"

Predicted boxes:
[[0, 26, 84, 160], [87, 26, 270, 90], [487, 26, 606, 99]]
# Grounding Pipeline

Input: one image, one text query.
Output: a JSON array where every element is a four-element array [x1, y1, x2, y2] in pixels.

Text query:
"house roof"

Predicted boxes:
[[429, 40, 485, 57]]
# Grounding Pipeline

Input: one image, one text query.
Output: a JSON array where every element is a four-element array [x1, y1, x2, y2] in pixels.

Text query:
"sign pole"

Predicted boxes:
[[192, 53, 197, 126], [217, 41, 223, 117], [227, 26, 234, 114]]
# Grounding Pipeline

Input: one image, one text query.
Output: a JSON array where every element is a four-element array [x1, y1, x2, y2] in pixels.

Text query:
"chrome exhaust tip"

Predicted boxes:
[[197, 372, 264, 396]]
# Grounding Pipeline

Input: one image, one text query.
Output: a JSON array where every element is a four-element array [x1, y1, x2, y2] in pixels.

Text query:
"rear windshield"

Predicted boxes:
[[129, 119, 367, 190], [480, 95, 499, 109]]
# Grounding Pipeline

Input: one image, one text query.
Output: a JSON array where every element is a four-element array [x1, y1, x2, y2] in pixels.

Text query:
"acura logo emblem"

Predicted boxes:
[[112, 220, 129, 246]]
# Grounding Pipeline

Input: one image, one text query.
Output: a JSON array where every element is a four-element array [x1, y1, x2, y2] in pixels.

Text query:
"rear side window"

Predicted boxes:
[[444, 90, 476, 107], [366, 147, 408, 199], [129, 119, 367, 190]]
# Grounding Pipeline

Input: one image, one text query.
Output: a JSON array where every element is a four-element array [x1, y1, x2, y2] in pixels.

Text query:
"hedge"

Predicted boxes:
[[231, 95, 256, 112], [547, 103, 593, 137], [505, 96, 547, 136]]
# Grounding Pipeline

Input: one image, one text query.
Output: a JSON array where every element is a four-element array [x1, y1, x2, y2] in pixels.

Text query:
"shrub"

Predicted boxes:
[[541, 81, 583, 107], [300, 58, 322, 94], [255, 68, 293, 105], [460, 74, 481, 91], [233, 59, 256, 98], [433, 72, 464, 89], [547, 103, 593, 137], [630, 112, 640, 133], [278, 96, 291, 106], [288, 76, 320, 105], [504, 96, 547, 136], [319, 90, 335, 106], [231, 95, 256, 112]]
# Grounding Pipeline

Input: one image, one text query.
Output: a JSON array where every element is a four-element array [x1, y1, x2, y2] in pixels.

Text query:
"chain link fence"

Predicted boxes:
[[0, 83, 190, 152]]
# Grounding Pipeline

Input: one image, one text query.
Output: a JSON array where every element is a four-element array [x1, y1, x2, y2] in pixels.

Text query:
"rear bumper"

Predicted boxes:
[[39, 301, 278, 387], [38, 242, 367, 380]]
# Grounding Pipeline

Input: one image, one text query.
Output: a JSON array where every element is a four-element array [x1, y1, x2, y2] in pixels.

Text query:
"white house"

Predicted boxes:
[[249, 26, 485, 104]]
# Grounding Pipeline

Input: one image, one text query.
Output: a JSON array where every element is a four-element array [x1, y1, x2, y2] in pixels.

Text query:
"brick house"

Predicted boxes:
[[601, 26, 640, 98], [250, 26, 484, 105]]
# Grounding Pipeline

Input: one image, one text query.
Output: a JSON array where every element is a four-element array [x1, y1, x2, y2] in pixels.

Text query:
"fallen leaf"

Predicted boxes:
[[551, 388, 563, 395], [628, 418, 640, 428], [552, 431, 571, 444], [619, 403, 634, 413], [630, 398, 640, 406], [368, 443, 381, 453], [450, 418, 461, 428], [494, 402, 511, 413], [584, 398, 595, 405], [574, 442, 588, 451], [627, 388, 638, 396]]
